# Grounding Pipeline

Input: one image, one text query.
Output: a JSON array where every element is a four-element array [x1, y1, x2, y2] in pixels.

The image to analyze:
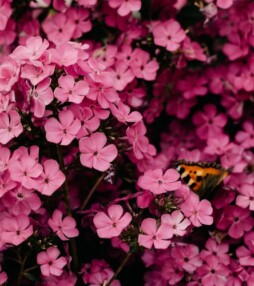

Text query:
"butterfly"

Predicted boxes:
[[174, 160, 231, 197]]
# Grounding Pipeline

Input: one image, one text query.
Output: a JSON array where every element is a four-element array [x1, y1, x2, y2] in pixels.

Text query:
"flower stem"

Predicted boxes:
[[80, 173, 106, 211], [56, 144, 79, 273], [17, 254, 27, 286], [105, 252, 132, 286]]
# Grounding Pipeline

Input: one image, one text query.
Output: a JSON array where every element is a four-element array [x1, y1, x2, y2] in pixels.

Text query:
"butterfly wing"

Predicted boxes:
[[175, 161, 229, 197]]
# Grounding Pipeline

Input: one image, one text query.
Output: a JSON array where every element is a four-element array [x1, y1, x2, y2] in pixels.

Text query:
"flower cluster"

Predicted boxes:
[[0, 0, 253, 285]]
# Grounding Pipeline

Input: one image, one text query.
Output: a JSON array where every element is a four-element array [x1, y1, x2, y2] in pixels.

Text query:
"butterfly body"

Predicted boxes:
[[174, 160, 230, 197]]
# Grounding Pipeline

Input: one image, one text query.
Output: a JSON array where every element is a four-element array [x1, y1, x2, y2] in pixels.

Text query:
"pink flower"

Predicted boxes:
[[181, 193, 213, 227], [216, 206, 253, 239], [177, 74, 207, 99], [236, 184, 254, 210], [192, 104, 227, 140], [138, 218, 172, 249], [79, 132, 118, 172], [0, 58, 20, 92], [236, 244, 254, 267], [200, 238, 230, 265], [2, 185, 41, 215], [48, 43, 79, 67], [12, 36, 49, 67], [48, 209, 79, 241], [42, 13, 75, 45], [30, 78, 54, 118], [152, 19, 186, 52], [45, 110, 81, 145], [197, 256, 230, 286], [37, 159, 65, 196], [131, 49, 159, 81], [0, 0, 12, 31], [21, 64, 55, 86], [93, 204, 132, 238], [87, 79, 119, 109], [66, 8, 92, 39], [1, 215, 33, 246], [138, 168, 181, 195], [108, 0, 141, 16], [9, 155, 43, 189], [235, 121, 254, 149], [161, 211, 190, 236], [111, 61, 135, 91], [126, 122, 149, 160], [110, 102, 142, 124], [204, 134, 232, 156], [171, 244, 202, 273], [0, 110, 23, 144], [0, 171, 17, 198], [216, 0, 233, 9], [54, 75, 89, 104], [37, 246, 67, 276]]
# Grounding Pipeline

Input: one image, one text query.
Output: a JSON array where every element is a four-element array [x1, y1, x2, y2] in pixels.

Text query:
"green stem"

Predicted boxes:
[[80, 173, 106, 211], [56, 144, 79, 273], [105, 252, 132, 286], [24, 265, 39, 273], [17, 254, 27, 286]]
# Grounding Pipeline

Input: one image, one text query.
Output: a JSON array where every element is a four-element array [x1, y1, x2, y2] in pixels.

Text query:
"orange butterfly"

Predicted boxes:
[[174, 160, 231, 197]]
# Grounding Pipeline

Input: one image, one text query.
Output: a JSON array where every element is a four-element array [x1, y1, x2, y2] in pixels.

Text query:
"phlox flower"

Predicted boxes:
[[161, 211, 190, 236], [235, 121, 254, 149], [131, 49, 159, 81], [93, 204, 132, 238], [94, 45, 117, 68], [82, 259, 120, 286], [108, 0, 141, 16], [204, 134, 232, 156], [45, 110, 81, 145], [66, 8, 92, 39], [48, 209, 79, 241], [1, 214, 33, 246], [161, 258, 184, 285], [197, 256, 230, 286], [110, 102, 142, 124], [37, 246, 67, 276], [171, 244, 202, 273], [126, 122, 150, 160], [192, 104, 227, 140], [78, 0, 97, 7], [0, 110, 23, 144], [0, 55, 20, 93], [54, 75, 89, 104], [37, 159, 65, 196], [181, 193, 213, 227], [138, 168, 181, 195], [0, 147, 12, 172], [8, 155, 43, 189], [177, 74, 207, 99], [21, 64, 55, 86], [69, 105, 100, 139], [111, 60, 135, 91], [2, 185, 41, 215], [48, 43, 79, 67], [86, 78, 119, 108], [236, 184, 254, 210], [0, 271, 7, 285], [216, 205, 254, 239], [138, 218, 173, 249], [216, 0, 234, 9], [236, 243, 254, 267], [30, 78, 53, 118], [200, 238, 230, 265], [12, 36, 49, 67], [0, 0, 12, 31], [0, 171, 17, 198], [79, 132, 118, 172], [152, 19, 186, 52], [42, 13, 75, 45]]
